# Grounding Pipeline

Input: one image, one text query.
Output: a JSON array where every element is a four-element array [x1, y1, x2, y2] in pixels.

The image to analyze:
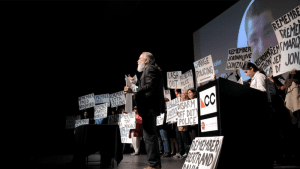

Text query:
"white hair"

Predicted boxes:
[[143, 52, 155, 64]]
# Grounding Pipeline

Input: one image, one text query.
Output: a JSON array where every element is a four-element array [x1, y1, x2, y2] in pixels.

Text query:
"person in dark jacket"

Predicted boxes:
[[124, 52, 165, 169]]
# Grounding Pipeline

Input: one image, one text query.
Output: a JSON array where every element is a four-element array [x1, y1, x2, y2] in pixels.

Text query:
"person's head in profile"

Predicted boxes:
[[201, 122, 205, 130], [242, 61, 259, 78], [245, 0, 299, 62], [137, 52, 155, 72]]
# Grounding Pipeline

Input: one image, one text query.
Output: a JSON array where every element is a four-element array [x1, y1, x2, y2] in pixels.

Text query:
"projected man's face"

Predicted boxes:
[[246, 10, 278, 62]]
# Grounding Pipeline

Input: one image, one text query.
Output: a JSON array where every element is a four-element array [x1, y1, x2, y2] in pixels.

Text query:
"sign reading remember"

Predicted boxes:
[[194, 55, 215, 84], [182, 136, 224, 169], [177, 98, 198, 126], [226, 47, 252, 70], [271, 5, 300, 73]]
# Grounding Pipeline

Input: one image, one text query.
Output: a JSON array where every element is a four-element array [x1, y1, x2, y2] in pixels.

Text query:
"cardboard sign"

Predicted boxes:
[[166, 97, 180, 123], [65, 115, 81, 129], [164, 88, 171, 101], [157, 113, 165, 126], [119, 112, 136, 130], [119, 126, 132, 143], [183, 136, 224, 169], [110, 91, 126, 108], [194, 55, 215, 84], [78, 96, 86, 110], [255, 47, 273, 75], [125, 75, 133, 113], [271, 5, 300, 73], [201, 117, 218, 133], [180, 70, 194, 91], [177, 98, 198, 126], [108, 114, 121, 124], [167, 71, 182, 89], [75, 119, 89, 128], [199, 86, 217, 116], [270, 45, 284, 77], [226, 47, 252, 70], [94, 94, 110, 107], [85, 93, 95, 109], [94, 103, 108, 119]]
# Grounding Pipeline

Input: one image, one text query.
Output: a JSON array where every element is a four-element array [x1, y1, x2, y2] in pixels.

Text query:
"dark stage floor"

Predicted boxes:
[[32, 153, 300, 169]]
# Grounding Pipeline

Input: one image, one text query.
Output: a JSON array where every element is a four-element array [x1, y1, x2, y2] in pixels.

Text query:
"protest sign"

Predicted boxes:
[[110, 91, 126, 108], [180, 70, 194, 91], [85, 93, 95, 109], [194, 55, 215, 84], [177, 98, 198, 126], [201, 117, 218, 132], [199, 86, 217, 116], [75, 119, 89, 128], [119, 126, 132, 143], [269, 45, 284, 77], [119, 112, 136, 130], [78, 96, 86, 110], [65, 115, 81, 129], [94, 103, 108, 119], [255, 47, 273, 74], [108, 114, 121, 124], [225, 47, 252, 70], [166, 97, 180, 123], [164, 88, 171, 101], [94, 94, 110, 107], [182, 136, 224, 169], [167, 71, 182, 89], [125, 75, 133, 113], [271, 5, 300, 73], [157, 113, 165, 126]]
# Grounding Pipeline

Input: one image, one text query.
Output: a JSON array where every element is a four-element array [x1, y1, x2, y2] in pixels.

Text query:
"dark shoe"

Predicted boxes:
[[162, 152, 171, 157]]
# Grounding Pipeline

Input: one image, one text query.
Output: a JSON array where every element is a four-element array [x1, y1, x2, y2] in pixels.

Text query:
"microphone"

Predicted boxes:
[[226, 72, 233, 79]]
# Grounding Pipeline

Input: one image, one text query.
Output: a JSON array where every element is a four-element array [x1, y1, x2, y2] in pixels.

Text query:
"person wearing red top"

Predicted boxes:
[[129, 106, 143, 155]]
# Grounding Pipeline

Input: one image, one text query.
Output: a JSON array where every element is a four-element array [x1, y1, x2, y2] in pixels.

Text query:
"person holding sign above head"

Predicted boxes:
[[124, 52, 165, 169]]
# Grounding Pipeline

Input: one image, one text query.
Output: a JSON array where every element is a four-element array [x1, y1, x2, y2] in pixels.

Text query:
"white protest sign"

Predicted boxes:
[[177, 98, 198, 126], [110, 91, 126, 108], [119, 126, 132, 143], [157, 113, 165, 126], [166, 97, 180, 123], [164, 88, 171, 101], [271, 5, 300, 73], [199, 86, 217, 116], [167, 71, 182, 89], [183, 136, 224, 169], [94, 94, 110, 107], [255, 47, 273, 74], [225, 47, 252, 70], [201, 116, 218, 132], [270, 45, 284, 77], [85, 93, 95, 109], [125, 75, 133, 113], [66, 115, 81, 129], [194, 55, 215, 84], [180, 70, 194, 91], [119, 112, 136, 130], [78, 96, 86, 110], [94, 103, 108, 119], [75, 119, 89, 128]]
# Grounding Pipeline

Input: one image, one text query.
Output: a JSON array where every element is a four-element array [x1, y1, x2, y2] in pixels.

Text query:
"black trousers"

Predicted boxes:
[[141, 109, 161, 168]]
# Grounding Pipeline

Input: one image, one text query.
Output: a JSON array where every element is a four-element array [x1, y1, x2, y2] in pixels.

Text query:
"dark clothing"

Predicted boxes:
[[135, 64, 165, 116], [134, 63, 164, 168]]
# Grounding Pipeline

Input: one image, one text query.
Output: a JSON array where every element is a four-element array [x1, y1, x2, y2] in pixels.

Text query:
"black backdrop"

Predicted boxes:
[[6, 0, 239, 167]]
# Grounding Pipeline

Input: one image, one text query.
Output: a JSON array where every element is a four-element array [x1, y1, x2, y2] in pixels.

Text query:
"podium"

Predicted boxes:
[[196, 78, 273, 169]]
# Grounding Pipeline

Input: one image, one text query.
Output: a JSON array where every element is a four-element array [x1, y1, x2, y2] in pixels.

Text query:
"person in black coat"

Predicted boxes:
[[124, 52, 165, 169]]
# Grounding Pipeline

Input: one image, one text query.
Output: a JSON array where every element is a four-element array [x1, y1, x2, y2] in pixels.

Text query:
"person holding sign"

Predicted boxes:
[[129, 106, 143, 156], [187, 88, 199, 140], [124, 52, 165, 169]]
